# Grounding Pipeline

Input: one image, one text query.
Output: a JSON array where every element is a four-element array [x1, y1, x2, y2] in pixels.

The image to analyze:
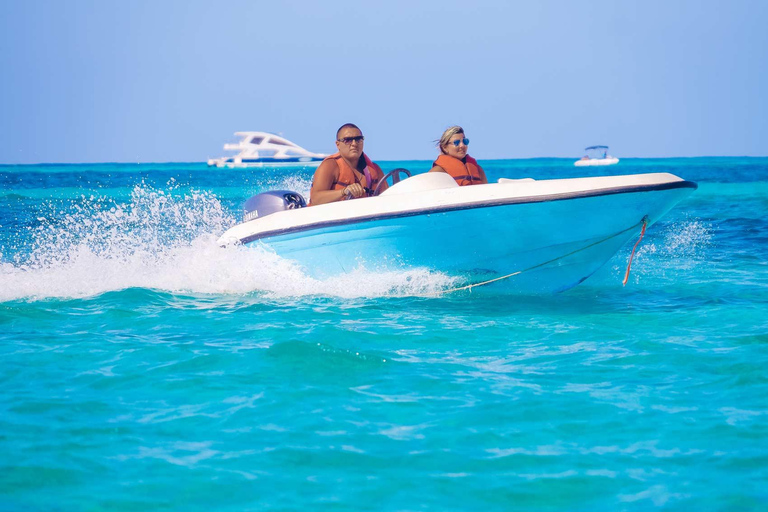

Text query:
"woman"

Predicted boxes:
[[428, 126, 488, 186]]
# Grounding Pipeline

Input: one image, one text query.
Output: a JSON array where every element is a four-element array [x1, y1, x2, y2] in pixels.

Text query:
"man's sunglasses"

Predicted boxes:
[[338, 136, 365, 145], [450, 138, 470, 147]]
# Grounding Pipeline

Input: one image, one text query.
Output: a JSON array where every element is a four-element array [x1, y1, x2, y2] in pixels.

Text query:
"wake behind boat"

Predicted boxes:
[[218, 171, 697, 294], [575, 145, 620, 167], [207, 131, 326, 168]]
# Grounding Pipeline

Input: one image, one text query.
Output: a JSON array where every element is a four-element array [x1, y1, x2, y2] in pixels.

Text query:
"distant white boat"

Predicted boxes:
[[575, 145, 619, 167], [207, 132, 326, 168]]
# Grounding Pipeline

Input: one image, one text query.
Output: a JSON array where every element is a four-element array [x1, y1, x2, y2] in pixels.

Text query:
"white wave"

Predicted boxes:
[[606, 218, 715, 285], [261, 175, 312, 198], [637, 218, 714, 261], [1, 182, 455, 301]]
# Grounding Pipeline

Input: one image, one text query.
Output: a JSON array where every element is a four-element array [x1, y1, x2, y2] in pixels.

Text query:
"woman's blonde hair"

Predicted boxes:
[[436, 126, 465, 154]]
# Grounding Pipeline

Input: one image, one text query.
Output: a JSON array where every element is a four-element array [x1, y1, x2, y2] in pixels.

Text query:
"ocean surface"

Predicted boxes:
[[1, 157, 766, 510]]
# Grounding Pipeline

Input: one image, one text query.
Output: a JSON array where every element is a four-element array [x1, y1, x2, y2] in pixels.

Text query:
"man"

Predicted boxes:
[[309, 123, 386, 205]]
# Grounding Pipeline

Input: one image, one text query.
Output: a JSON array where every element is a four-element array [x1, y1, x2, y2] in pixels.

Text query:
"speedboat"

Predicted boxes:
[[218, 170, 697, 293], [207, 132, 326, 168], [575, 145, 620, 167]]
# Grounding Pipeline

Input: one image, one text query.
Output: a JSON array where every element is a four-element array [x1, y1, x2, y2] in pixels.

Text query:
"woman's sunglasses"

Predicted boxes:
[[338, 136, 365, 145], [450, 138, 470, 147]]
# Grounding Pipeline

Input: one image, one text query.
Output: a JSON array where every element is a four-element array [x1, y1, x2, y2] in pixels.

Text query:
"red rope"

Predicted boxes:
[[623, 219, 648, 286]]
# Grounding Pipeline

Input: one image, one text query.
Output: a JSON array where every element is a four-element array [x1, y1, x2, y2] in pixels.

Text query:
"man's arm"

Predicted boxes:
[[310, 159, 345, 205]]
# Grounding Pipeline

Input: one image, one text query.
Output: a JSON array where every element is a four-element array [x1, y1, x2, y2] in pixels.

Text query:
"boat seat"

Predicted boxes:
[[379, 172, 459, 196]]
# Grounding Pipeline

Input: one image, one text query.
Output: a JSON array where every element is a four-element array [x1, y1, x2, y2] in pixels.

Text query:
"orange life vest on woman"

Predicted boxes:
[[433, 154, 485, 186], [310, 152, 385, 203]]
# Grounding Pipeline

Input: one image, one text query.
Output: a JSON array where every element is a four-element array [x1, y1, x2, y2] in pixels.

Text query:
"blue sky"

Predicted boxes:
[[1, 0, 766, 163]]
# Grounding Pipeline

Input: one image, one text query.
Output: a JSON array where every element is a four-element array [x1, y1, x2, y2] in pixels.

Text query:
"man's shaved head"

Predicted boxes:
[[336, 123, 361, 140]]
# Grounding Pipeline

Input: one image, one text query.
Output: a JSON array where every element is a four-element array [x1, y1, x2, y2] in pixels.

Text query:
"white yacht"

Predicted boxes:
[[207, 132, 326, 168]]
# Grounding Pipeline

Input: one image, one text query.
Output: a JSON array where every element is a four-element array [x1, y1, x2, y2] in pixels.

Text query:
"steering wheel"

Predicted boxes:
[[373, 168, 412, 196]]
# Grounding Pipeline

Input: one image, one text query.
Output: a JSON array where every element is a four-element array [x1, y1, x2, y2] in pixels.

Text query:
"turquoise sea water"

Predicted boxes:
[[1, 158, 767, 510]]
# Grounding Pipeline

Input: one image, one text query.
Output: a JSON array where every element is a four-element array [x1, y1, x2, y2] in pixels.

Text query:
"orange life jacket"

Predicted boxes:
[[311, 152, 385, 202], [433, 154, 485, 186]]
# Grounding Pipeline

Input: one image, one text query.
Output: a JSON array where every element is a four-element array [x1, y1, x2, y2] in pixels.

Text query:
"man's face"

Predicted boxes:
[[336, 127, 364, 160]]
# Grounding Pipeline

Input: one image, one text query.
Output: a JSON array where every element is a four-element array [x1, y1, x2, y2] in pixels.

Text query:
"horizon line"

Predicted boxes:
[[2, 155, 768, 166]]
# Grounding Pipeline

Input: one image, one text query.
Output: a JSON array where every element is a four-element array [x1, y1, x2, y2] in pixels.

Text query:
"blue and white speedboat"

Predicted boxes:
[[207, 132, 326, 168], [218, 171, 697, 293]]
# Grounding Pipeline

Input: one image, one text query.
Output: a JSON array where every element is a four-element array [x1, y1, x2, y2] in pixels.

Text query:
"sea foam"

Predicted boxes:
[[1, 182, 454, 301]]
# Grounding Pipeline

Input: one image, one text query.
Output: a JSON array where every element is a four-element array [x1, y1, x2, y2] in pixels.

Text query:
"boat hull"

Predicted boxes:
[[226, 175, 696, 293], [574, 157, 620, 167]]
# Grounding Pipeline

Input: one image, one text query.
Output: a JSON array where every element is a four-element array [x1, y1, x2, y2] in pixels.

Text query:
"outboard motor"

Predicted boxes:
[[243, 190, 306, 222]]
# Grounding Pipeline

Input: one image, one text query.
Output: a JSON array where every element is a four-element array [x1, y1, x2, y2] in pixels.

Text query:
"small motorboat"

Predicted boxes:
[[207, 131, 326, 168], [218, 170, 697, 293], [575, 145, 620, 167]]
